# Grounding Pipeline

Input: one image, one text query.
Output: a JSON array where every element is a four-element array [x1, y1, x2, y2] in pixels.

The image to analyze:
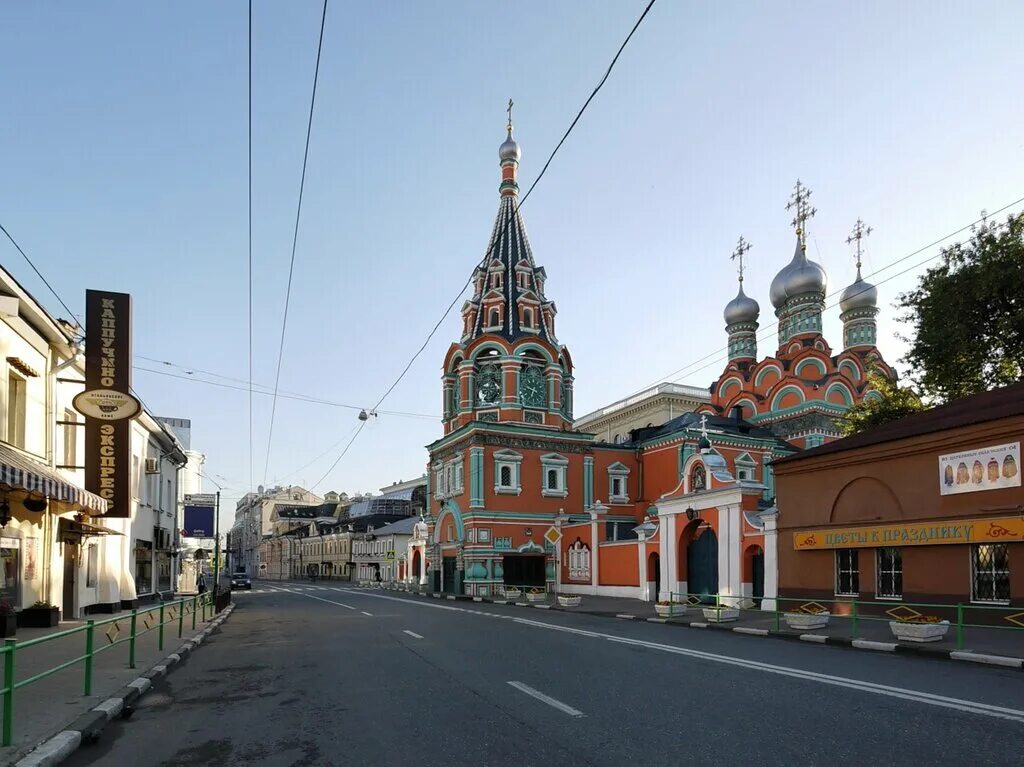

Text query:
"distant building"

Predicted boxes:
[[352, 516, 417, 583], [231, 485, 322, 578], [573, 383, 710, 444]]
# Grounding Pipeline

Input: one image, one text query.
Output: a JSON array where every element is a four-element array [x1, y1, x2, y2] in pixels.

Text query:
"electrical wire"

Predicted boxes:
[[310, 420, 366, 491], [0, 222, 79, 323], [263, 0, 329, 485], [309, 0, 658, 491], [608, 195, 1024, 401], [248, 0, 255, 512], [133, 364, 437, 419], [368, 0, 658, 416]]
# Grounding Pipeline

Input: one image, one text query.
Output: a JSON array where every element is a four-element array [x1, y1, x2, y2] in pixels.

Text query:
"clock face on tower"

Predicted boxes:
[[520, 366, 546, 408]]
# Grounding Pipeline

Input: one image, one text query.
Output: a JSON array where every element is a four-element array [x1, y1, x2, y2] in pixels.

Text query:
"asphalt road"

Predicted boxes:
[[64, 582, 1024, 767]]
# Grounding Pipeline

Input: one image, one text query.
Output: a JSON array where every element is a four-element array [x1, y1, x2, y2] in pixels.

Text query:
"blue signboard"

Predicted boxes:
[[183, 505, 215, 537]]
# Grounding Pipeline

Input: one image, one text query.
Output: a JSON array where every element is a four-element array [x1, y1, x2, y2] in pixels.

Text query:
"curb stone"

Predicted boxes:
[[12, 604, 236, 767], [410, 591, 1024, 671]]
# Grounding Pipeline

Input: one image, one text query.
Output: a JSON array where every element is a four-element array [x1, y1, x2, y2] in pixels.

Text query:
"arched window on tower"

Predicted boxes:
[[523, 308, 533, 328], [488, 308, 500, 328], [690, 464, 707, 492]]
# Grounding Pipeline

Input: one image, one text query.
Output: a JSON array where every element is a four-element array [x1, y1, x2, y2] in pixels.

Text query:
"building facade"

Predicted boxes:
[[573, 383, 711, 443], [232, 485, 322, 578], [352, 516, 416, 584], [424, 121, 795, 606], [774, 382, 1023, 614]]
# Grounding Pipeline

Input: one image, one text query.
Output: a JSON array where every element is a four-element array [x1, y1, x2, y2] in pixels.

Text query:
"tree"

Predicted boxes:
[[840, 370, 925, 435], [897, 212, 1024, 401]]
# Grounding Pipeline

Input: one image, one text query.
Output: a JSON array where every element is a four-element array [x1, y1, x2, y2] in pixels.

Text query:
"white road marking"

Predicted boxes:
[[403, 630, 424, 639], [507, 681, 585, 718], [271, 587, 357, 610], [333, 588, 1024, 725], [361, 611, 374, 616]]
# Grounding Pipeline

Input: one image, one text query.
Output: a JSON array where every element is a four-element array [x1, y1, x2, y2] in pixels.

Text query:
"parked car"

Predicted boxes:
[[230, 573, 252, 590]]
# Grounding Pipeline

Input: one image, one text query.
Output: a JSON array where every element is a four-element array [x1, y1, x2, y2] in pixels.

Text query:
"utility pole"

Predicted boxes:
[[213, 490, 221, 598]]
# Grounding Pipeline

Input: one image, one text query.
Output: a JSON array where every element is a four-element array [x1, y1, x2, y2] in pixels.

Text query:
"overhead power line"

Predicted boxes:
[[133, 364, 436, 419], [310, 0, 658, 491], [264, 0, 329, 485], [368, 0, 658, 417], [613, 195, 1024, 399], [0, 222, 79, 324], [248, 0, 255, 509]]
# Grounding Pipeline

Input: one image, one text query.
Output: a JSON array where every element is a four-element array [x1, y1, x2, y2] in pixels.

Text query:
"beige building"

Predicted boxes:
[[573, 382, 711, 443], [231, 485, 322, 577]]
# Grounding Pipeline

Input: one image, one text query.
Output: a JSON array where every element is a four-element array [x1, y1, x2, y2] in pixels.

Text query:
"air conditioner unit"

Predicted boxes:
[[144, 457, 160, 474]]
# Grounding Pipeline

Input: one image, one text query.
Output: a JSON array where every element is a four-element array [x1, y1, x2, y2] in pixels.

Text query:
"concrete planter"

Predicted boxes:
[[18, 606, 59, 628], [784, 611, 831, 631], [655, 603, 687, 618], [502, 587, 522, 600], [557, 595, 582, 608], [702, 607, 740, 623], [889, 620, 950, 643], [526, 591, 548, 603]]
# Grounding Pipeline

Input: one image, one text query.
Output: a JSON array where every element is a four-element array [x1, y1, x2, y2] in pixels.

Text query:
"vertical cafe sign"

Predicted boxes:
[[73, 291, 141, 517]]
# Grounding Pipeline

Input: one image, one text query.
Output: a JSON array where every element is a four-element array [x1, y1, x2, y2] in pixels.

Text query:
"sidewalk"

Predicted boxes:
[[0, 595, 220, 765], [380, 584, 1024, 666]]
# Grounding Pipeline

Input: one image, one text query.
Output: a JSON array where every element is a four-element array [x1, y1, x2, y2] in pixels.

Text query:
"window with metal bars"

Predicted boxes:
[[835, 548, 859, 596], [875, 547, 902, 599], [971, 544, 1010, 603]]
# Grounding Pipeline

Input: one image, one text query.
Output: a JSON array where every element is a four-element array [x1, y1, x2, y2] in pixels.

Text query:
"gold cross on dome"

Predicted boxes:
[[786, 180, 817, 246], [845, 218, 872, 270], [731, 236, 752, 284], [506, 98, 514, 133]]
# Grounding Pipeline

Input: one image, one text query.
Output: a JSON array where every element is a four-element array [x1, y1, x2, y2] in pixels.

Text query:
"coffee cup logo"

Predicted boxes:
[[73, 389, 142, 421]]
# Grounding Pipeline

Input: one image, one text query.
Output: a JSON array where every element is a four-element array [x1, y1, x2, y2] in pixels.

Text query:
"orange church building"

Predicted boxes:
[[421, 118, 891, 608]]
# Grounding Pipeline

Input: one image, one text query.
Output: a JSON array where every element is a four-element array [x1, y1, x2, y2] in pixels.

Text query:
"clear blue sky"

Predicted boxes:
[[3, 2, 1023, 521]]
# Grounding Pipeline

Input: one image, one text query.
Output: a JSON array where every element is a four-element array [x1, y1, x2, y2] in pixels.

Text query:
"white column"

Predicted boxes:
[[590, 516, 600, 593], [636, 539, 647, 601], [718, 506, 733, 599], [762, 511, 779, 611], [659, 513, 676, 601]]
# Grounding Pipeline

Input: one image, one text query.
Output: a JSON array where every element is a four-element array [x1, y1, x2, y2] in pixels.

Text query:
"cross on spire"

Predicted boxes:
[[699, 413, 708, 437], [846, 218, 872, 272], [786, 179, 816, 248], [731, 236, 752, 284], [506, 98, 514, 134]]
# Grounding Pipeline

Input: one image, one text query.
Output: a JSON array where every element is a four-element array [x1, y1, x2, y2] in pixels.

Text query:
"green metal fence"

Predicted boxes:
[[0, 592, 217, 747], [666, 591, 1024, 649]]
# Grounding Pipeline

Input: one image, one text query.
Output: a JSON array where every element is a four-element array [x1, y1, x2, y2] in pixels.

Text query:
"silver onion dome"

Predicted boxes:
[[723, 284, 760, 326], [769, 239, 828, 309], [839, 268, 878, 313], [499, 130, 520, 163]]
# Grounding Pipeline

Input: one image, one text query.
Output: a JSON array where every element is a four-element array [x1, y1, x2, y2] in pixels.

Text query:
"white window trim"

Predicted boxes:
[[568, 540, 591, 581], [540, 453, 568, 498], [494, 449, 523, 495], [607, 461, 630, 504]]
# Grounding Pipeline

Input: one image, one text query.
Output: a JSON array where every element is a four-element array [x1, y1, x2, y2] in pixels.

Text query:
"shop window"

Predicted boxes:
[[835, 549, 859, 596], [134, 539, 154, 595], [875, 547, 902, 599], [972, 544, 1010, 603], [6, 373, 26, 449], [86, 544, 98, 588], [63, 409, 78, 468], [0, 537, 20, 605]]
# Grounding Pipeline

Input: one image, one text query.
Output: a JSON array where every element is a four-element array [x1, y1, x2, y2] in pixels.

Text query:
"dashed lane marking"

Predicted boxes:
[[403, 630, 424, 639], [507, 681, 585, 718]]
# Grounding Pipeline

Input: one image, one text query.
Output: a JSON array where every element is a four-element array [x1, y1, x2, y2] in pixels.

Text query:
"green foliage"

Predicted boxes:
[[897, 213, 1024, 401], [841, 372, 925, 436]]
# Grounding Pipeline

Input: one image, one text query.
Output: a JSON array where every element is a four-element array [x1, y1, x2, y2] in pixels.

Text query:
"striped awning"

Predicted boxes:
[[0, 443, 108, 515]]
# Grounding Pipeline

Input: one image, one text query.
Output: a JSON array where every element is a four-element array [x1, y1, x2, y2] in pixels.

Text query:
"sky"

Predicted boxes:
[[2, 1, 1023, 528]]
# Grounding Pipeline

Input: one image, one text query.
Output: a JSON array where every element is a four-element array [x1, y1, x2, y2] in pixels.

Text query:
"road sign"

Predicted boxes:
[[184, 493, 217, 506], [543, 526, 562, 546]]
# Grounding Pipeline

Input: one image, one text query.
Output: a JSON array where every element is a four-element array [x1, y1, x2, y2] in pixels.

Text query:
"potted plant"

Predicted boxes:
[[655, 600, 686, 618], [783, 603, 831, 630], [19, 600, 60, 628], [889, 614, 950, 642], [526, 587, 548, 603], [702, 602, 740, 622], [502, 586, 522, 600], [557, 593, 582, 608], [0, 599, 16, 638]]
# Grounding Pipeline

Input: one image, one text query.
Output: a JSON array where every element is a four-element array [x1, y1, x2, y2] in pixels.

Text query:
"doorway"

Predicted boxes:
[[752, 547, 764, 605], [441, 556, 460, 594], [502, 555, 545, 588], [647, 551, 660, 601], [687, 527, 718, 601], [62, 542, 78, 621]]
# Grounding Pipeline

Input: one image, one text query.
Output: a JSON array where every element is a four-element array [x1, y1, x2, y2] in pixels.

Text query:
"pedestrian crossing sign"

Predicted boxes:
[[543, 526, 561, 546]]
